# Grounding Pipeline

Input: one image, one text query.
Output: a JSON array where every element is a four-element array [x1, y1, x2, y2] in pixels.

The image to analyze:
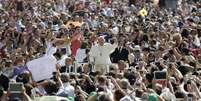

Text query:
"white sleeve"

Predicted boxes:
[[106, 43, 118, 53], [45, 41, 57, 56], [194, 35, 200, 47]]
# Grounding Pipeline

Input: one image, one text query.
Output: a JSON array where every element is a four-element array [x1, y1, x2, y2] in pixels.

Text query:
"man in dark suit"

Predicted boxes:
[[110, 41, 129, 63], [60, 57, 74, 73]]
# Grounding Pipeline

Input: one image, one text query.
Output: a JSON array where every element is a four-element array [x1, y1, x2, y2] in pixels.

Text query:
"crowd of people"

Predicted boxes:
[[0, 0, 201, 101]]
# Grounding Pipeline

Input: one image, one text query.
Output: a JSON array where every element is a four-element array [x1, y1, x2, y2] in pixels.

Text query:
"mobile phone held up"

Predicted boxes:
[[9, 82, 24, 100], [154, 71, 167, 80]]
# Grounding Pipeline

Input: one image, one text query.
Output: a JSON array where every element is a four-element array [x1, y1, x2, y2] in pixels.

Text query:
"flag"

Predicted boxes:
[[139, 8, 148, 17]]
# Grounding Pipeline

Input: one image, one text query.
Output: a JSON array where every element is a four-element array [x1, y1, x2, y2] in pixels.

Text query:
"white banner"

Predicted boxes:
[[27, 56, 57, 82]]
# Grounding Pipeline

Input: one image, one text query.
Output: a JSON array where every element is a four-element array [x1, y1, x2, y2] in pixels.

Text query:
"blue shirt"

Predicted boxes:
[[13, 65, 28, 77]]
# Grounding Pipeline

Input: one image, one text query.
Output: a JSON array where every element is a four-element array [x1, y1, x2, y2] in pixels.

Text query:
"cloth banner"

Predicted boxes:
[[27, 56, 57, 82]]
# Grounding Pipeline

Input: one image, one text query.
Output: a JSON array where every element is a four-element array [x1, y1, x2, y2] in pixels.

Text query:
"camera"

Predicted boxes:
[[9, 82, 24, 100]]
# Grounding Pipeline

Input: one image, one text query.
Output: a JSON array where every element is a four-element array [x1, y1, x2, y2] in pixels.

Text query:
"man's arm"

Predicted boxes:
[[107, 38, 118, 53]]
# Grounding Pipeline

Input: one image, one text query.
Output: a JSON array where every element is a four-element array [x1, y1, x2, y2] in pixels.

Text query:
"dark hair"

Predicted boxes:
[[97, 76, 106, 84], [135, 89, 144, 97], [181, 28, 189, 38], [123, 72, 136, 85], [183, 82, 191, 92], [44, 80, 59, 95], [114, 90, 125, 101], [60, 73, 70, 83], [16, 73, 30, 84], [53, 52, 61, 60], [97, 93, 112, 101], [145, 73, 153, 83], [175, 91, 186, 98]]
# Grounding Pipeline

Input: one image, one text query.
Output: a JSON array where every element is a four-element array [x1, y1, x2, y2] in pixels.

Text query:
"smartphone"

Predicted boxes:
[[9, 82, 23, 93], [154, 71, 167, 80]]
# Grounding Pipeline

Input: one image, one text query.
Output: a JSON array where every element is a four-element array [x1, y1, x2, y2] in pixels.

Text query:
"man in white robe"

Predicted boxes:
[[89, 36, 117, 74]]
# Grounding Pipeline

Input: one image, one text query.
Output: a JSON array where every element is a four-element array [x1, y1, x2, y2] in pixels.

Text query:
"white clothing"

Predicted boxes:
[[38, 96, 69, 101], [57, 83, 75, 98], [46, 41, 57, 56], [89, 43, 117, 65], [160, 87, 176, 101], [193, 35, 201, 47], [120, 95, 133, 101], [110, 26, 119, 35], [66, 44, 71, 56], [75, 48, 86, 63], [57, 55, 69, 67]]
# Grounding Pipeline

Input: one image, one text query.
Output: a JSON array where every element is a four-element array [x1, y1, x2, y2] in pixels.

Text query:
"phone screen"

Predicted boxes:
[[9, 83, 23, 92], [154, 71, 167, 80], [9, 83, 24, 100]]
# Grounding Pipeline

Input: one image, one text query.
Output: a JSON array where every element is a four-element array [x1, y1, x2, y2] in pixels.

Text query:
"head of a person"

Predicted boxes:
[[98, 36, 105, 46], [135, 89, 144, 98], [175, 91, 187, 101], [14, 56, 25, 65], [120, 79, 130, 90], [114, 89, 125, 101], [133, 45, 141, 56], [97, 76, 107, 86], [60, 73, 70, 83], [44, 80, 59, 95], [4, 60, 12, 68], [83, 63, 89, 74], [118, 60, 127, 71], [65, 57, 73, 65], [184, 80, 194, 92], [97, 93, 113, 101]]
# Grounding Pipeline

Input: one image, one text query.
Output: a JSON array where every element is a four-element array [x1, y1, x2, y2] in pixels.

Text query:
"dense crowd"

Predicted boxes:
[[0, 0, 201, 101]]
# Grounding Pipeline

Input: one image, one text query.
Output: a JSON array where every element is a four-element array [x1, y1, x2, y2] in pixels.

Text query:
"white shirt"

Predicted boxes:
[[89, 43, 117, 65], [46, 41, 57, 56], [57, 83, 75, 98]]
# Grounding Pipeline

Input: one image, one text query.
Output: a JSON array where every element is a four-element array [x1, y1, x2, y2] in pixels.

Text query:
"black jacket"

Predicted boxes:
[[110, 47, 129, 63]]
